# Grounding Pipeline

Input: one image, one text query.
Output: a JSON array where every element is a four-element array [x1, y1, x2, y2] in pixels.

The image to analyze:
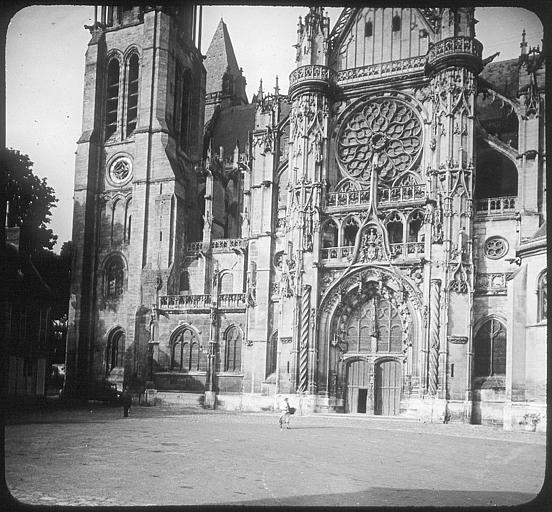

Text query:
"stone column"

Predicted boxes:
[[298, 284, 311, 392], [428, 279, 441, 396]]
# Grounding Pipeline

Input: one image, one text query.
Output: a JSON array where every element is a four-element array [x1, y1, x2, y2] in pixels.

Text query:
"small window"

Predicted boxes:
[[105, 58, 120, 139], [537, 270, 547, 323], [364, 20, 373, 37], [392, 15, 401, 32], [105, 256, 124, 297], [179, 271, 190, 293]]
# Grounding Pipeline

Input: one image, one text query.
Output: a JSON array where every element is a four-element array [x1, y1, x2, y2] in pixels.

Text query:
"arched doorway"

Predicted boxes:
[[317, 266, 421, 415], [374, 359, 401, 416], [106, 328, 125, 374]]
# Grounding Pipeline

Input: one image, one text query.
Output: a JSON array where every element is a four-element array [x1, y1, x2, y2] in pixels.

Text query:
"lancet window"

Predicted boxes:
[[105, 58, 120, 140], [224, 326, 242, 372], [106, 328, 125, 372], [343, 217, 360, 247], [537, 270, 547, 323], [473, 318, 506, 377], [105, 256, 125, 298]]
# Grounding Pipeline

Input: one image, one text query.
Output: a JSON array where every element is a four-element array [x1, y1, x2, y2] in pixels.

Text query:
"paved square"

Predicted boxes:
[[5, 405, 546, 507]]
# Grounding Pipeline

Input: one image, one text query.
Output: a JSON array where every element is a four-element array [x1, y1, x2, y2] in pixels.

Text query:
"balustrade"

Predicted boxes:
[[475, 196, 516, 216], [336, 56, 425, 84], [326, 184, 425, 209], [321, 246, 354, 263], [185, 238, 247, 253], [211, 238, 247, 252], [158, 294, 210, 310], [390, 242, 425, 259], [218, 293, 246, 310]]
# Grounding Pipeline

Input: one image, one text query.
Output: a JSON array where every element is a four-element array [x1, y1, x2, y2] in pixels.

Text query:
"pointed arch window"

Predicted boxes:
[[105, 256, 125, 297], [343, 217, 360, 246], [224, 326, 242, 372], [537, 270, 547, 323], [322, 220, 339, 248], [474, 319, 506, 377], [408, 210, 425, 242], [124, 199, 132, 243], [386, 212, 404, 244], [266, 331, 278, 377], [126, 53, 139, 136], [105, 58, 120, 139], [220, 273, 234, 294], [171, 328, 205, 371], [106, 329, 125, 372]]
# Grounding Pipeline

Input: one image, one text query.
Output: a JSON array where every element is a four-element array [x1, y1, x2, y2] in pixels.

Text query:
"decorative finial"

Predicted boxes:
[[274, 75, 280, 96], [520, 29, 527, 55]]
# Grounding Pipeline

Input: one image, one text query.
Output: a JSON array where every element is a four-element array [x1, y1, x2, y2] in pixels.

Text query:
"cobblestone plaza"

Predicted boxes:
[[5, 405, 546, 507]]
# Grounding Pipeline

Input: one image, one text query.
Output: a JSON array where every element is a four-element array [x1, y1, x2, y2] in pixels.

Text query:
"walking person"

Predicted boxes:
[[279, 397, 293, 429], [120, 386, 132, 417]]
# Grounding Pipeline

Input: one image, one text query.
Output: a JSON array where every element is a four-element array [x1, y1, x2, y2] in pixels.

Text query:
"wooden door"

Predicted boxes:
[[346, 359, 370, 413], [375, 359, 401, 416]]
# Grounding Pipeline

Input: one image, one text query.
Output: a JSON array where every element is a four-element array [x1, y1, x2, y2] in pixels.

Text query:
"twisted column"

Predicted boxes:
[[298, 285, 311, 392], [428, 279, 441, 396]]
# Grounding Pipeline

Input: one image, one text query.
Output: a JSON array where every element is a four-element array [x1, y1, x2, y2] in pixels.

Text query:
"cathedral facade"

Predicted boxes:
[[66, 6, 546, 431]]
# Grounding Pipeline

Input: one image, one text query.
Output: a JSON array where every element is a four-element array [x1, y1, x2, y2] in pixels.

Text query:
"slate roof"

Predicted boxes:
[[204, 19, 241, 95]]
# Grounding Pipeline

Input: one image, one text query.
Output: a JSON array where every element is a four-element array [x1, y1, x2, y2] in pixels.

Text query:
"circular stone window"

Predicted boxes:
[[484, 236, 508, 259], [107, 155, 133, 186], [336, 97, 423, 184]]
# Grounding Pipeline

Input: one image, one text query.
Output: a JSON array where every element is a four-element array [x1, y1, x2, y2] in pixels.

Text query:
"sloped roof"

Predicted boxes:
[[204, 19, 240, 95], [212, 103, 256, 155], [479, 59, 520, 98]]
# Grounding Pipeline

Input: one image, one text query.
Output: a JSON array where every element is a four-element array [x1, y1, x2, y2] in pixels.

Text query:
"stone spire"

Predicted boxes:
[[204, 18, 248, 103]]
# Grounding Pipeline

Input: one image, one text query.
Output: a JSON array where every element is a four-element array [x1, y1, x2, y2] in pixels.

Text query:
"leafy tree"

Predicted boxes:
[[1, 148, 58, 253]]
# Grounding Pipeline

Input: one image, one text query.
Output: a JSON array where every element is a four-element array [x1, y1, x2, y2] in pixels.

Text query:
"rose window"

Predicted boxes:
[[484, 236, 508, 259], [337, 98, 423, 183], [108, 155, 133, 186]]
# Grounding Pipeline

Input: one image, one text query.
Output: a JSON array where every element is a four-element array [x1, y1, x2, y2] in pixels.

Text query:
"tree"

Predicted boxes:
[[1, 148, 58, 253]]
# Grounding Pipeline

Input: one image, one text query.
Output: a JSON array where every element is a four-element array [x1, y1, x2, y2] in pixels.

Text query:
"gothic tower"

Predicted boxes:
[[65, 6, 205, 395]]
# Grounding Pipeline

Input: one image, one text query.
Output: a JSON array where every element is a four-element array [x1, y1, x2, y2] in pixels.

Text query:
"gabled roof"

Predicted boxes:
[[329, 7, 439, 51], [204, 19, 240, 95]]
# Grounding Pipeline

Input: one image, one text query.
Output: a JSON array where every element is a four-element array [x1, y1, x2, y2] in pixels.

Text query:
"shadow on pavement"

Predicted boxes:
[[219, 487, 541, 507]]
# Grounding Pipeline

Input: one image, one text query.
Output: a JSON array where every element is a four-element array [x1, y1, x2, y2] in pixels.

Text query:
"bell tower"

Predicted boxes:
[[65, 5, 205, 395]]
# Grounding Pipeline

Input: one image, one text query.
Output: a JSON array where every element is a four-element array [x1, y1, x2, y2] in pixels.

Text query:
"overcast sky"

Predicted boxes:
[[5, 6, 544, 251]]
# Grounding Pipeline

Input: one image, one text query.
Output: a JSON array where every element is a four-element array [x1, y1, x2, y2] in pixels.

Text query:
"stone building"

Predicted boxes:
[[65, 6, 546, 431]]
